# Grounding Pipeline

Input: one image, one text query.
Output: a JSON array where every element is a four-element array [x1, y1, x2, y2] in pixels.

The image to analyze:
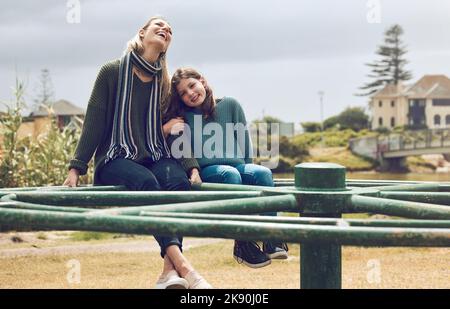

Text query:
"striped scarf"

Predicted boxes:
[[105, 51, 171, 164]]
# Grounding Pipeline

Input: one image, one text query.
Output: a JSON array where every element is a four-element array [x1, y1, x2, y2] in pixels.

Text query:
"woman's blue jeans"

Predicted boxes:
[[98, 158, 190, 257], [200, 163, 276, 216]]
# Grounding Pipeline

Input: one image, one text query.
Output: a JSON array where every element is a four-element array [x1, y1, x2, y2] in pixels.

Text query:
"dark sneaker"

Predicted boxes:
[[233, 241, 271, 268], [263, 242, 289, 259]]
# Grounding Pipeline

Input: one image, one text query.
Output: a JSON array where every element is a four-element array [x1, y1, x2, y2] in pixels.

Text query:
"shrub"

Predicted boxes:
[[301, 122, 322, 133], [0, 81, 93, 188]]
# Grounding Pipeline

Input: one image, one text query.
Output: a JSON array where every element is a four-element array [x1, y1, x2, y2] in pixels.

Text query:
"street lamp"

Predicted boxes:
[[318, 91, 325, 148]]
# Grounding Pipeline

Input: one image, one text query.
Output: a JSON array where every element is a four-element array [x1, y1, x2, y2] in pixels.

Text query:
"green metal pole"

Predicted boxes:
[[6, 191, 262, 206], [0, 201, 89, 213], [1, 207, 449, 246], [379, 191, 450, 205], [373, 183, 441, 192], [192, 182, 268, 191], [91, 194, 299, 215], [297, 163, 344, 289], [350, 195, 450, 219], [140, 211, 450, 228]]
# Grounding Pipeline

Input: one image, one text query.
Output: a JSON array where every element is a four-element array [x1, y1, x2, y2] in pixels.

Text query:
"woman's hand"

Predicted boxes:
[[189, 168, 202, 184], [63, 168, 80, 187], [163, 117, 185, 137]]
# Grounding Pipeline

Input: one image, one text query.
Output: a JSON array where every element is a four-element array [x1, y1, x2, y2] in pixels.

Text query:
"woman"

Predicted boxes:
[[63, 17, 210, 289], [164, 67, 288, 269]]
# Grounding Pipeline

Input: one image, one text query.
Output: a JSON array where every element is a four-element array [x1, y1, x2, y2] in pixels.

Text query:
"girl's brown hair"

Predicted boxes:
[[166, 67, 216, 122]]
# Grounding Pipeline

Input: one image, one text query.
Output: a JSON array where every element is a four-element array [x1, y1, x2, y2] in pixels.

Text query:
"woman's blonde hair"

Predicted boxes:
[[165, 67, 216, 123], [124, 16, 171, 110]]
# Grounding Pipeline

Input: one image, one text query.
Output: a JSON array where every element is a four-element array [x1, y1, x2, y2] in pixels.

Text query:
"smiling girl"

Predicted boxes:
[[165, 67, 288, 269]]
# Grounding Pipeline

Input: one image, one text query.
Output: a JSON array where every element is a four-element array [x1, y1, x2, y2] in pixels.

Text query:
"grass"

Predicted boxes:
[[70, 232, 115, 241], [307, 147, 376, 171], [0, 239, 448, 289], [406, 156, 436, 172], [36, 232, 47, 240]]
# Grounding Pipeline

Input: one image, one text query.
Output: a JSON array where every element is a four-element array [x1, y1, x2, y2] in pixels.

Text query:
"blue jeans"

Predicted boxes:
[[200, 163, 276, 216], [98, 158, 190, 257]]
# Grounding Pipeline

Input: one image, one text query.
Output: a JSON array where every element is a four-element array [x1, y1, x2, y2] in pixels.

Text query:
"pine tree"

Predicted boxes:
[[358, 24, 413, 96], [34, 68, 54, 110]]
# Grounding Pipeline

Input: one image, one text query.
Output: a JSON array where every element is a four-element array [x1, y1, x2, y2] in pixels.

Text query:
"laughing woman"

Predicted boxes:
[[63, 17, 211, 289], [164, 67, 289, 269]]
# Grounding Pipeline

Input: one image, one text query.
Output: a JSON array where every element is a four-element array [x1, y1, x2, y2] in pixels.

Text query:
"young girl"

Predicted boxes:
[[164, 67, 288, 269], [63, 17, 210, 289]]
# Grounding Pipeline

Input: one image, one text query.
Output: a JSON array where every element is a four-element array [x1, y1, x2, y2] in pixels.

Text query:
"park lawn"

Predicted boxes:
[[0, 239, 448, 289]]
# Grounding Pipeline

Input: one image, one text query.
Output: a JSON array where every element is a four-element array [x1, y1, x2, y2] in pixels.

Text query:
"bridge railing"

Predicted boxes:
[[378, 128, 450, 153]]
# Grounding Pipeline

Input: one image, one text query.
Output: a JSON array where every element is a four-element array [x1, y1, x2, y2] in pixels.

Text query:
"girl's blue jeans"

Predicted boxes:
[[200, 163, 276, 216]]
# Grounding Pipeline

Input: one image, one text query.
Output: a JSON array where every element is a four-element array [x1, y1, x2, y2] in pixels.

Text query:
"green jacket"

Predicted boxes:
[[69, 60, 199, 183]]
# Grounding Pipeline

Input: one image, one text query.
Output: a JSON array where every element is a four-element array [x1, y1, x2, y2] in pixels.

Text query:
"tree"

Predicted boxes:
[[34, 68, 54, 110], [323, 107, 369, 132], [301, 122, 322, 133], [279, 136, 309, 160], [252, 115, 284, 137], [358, 24, 412, 96], [323, 116, 340, 130], [336, 107, 369, 131]]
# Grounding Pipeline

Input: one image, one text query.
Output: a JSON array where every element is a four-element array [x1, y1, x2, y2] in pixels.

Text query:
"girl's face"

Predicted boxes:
[[176, 77, 207, 108], [139, 19, 173, 54]]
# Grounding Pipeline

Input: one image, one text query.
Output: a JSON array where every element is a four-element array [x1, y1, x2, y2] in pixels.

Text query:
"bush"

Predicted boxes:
[[0, 81, 93, 188], [254, 155, 298, 173], [279, 136, 309, 160], [291, 129, 368, 148], [323, 107, 369, 132], [323, 116, 339, 130], [301, 122, 322, 133], [375, 126, 391, 135]]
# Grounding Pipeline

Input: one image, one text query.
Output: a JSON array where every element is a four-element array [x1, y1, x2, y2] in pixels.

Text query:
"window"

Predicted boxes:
[[391, 101, 395, 107], [378, 101, 382, 107], [391, 117, 395, 127], [434, 115, 441, 126], [378, 117, 383, 126], [432, 99, 450, 106], [446, 115, 450, 126], [410, 99, 426, 107]]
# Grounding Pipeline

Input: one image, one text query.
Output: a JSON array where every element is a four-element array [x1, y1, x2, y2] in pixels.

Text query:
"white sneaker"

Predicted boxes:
[[185, 270, 213, 289], [154, 270, 189, 289]]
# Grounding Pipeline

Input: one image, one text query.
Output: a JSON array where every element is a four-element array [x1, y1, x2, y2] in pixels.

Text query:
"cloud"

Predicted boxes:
[[1, 0, 450, 122]]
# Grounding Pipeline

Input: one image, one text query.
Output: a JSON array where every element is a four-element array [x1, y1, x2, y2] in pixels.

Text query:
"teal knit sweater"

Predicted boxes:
[[183, 97, 253, 168], [68, 60, 199, 183]]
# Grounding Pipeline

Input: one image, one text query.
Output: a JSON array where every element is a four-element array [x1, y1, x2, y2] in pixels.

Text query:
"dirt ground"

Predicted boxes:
[[0, 231, 448, 289]]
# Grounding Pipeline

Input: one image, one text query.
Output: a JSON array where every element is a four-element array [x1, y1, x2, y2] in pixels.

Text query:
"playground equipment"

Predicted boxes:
[[1, 163, 449, 288]]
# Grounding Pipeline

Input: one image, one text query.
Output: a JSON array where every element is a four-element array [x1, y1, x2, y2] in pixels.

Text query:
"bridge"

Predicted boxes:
[[349, 129, 450, 170]]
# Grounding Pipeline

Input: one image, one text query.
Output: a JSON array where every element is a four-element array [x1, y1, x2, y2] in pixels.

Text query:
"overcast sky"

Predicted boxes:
[[1, 0, 450, 124]]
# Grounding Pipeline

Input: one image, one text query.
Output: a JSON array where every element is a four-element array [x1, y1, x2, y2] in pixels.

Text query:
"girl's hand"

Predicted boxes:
[[163, 117, 185, 137], [63, 168, 80, 187], [189, 168, 202, 184]]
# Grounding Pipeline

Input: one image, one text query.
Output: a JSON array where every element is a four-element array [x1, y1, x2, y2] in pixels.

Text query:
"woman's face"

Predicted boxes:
[[140, 19, 173, 54], [176, 78, 207, 108]]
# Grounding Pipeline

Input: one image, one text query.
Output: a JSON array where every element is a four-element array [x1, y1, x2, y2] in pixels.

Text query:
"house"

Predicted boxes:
[[369, 75, 450, 130], [18, 99, 85, 139]]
